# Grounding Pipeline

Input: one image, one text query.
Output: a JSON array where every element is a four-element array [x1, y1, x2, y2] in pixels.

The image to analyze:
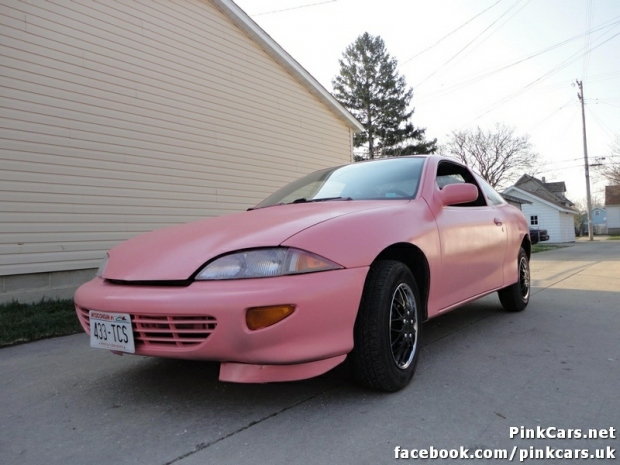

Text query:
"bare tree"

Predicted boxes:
[[443, 123, 539, 189], [600, 135, 620, 185]]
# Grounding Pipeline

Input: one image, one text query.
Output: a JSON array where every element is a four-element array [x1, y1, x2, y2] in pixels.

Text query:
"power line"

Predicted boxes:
[[595, 97, 620, 102], [526, 99, 576, 131], [400, 0, 504, 66], [536, 157, 585, 168], [416, 17, 620, 104], [252, 0, 337, 17], [599, 102, 620, 109], [582, 0, 594, 79], [586, 71, 620, 83], [537, 163, 586, 173], [586, 105, 617, 140], [440, 0, 532, 73], [414, 0, 529, 89], [467, 27, 620, 124], [532, 69, 620, 95]]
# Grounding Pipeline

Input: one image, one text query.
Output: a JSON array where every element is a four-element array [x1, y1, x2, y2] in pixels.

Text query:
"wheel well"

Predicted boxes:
[[521, 235, 531, 258], [373, 243, 430, 321]]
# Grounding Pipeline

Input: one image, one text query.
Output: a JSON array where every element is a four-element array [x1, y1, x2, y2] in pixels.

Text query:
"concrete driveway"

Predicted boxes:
[[1, 240, 618, 465]]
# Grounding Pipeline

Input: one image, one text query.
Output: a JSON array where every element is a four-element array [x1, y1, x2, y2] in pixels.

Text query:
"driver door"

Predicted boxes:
[[432, 161, 507, 311]]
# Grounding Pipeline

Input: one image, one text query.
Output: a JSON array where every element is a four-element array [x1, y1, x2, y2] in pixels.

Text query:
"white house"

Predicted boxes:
[[503, 175, 578, 243], [0, 0, 363, 303], [605, 185, 620, 235]]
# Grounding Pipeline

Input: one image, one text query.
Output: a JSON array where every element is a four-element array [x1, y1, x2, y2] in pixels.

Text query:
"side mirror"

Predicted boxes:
[[439, 183, 479, 206]]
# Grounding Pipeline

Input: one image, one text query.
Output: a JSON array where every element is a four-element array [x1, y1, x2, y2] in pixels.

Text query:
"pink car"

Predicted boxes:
[[75, 155, 530, 392]]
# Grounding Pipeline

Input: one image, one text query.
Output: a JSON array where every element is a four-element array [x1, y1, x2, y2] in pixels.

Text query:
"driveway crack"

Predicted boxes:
[[162, 384, 340, 465]]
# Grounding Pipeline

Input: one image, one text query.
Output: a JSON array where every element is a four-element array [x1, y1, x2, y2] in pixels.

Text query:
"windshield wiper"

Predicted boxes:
[[248, 196, 352, 211], [247, 203, 284, 211], [290, 196, 352, 204]]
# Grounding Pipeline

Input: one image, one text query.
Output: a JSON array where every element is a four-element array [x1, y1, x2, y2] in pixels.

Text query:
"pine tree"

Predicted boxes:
[[332, 33, 436, 159]]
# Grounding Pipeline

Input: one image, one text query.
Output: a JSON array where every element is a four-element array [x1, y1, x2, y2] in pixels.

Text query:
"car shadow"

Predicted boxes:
[[108, 294, 507, 404]]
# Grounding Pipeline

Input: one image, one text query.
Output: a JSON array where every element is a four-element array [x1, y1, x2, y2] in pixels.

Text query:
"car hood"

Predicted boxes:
[[103, 201, 403, 281]]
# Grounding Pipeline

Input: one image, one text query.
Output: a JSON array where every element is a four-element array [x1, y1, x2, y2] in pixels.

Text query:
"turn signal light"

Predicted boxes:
[[293, 253, 333, 272], [246, 305, 295, 330]]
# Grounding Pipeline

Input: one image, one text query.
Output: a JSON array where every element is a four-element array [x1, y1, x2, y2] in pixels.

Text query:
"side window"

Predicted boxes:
[[436, 173, 466, 188], [530, 215, 538, 226], [436, 161, 486, 207], [476, 175, 506, 206]]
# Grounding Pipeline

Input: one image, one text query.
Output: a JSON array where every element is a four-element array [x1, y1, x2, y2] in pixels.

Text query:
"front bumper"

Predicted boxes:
[[74, 267, 368, 382]]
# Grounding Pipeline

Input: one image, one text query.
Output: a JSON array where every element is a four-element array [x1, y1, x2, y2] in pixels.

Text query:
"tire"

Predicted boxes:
[[350, 260, 422, 392], [498, 247, 530, 312]]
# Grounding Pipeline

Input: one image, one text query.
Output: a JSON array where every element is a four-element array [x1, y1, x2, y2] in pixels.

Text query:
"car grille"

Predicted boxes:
[[77, 306, 217, 348]]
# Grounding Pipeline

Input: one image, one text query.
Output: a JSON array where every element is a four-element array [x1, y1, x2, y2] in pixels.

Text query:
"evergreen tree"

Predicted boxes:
[[332, 33, 436, 159]]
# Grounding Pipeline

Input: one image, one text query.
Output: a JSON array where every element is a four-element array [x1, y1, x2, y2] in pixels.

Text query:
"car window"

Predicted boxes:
[[436, 161, 486, 207], [475, 175, 506, 206], [256, 157, 425, 207], [436, 173, 466, 188]]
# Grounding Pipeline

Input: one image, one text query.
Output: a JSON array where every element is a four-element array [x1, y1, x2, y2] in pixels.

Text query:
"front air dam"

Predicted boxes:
[[219, 355, 347, 383]]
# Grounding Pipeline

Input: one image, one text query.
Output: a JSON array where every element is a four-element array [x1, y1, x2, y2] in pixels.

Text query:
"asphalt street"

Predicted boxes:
[[1, 239, 618, 465]]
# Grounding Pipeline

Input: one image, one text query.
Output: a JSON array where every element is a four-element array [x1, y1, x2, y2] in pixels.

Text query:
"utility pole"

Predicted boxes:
[[576, 80, 594, 241]]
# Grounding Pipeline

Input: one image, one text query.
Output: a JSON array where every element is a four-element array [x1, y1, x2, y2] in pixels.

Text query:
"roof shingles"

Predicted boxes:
[[605, 185, 620, 205], [513, 174, 577, 211]]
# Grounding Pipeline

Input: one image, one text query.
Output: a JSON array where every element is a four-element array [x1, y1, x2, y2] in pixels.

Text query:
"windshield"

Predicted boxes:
[[256, 157, 426, 208]]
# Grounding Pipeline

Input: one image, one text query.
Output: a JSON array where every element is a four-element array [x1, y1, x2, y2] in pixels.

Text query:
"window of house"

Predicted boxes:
[[530, 215, 538, 226], [595, 210, 600, 216]]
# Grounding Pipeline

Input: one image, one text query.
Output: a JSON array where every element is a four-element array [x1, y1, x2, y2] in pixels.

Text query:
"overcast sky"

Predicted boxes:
[[234, 0, 620, 205]]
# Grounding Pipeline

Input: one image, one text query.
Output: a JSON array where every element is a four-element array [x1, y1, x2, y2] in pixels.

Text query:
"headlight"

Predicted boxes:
[[195, 248, 342, 280], [96, 254, 109, 277]]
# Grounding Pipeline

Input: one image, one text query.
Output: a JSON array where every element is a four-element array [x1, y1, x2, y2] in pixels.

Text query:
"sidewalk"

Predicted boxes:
[[575, 234, 613, 242]]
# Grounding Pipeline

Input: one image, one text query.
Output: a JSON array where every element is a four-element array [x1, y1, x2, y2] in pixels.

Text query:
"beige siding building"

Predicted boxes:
[[0, 0, 362, 303]]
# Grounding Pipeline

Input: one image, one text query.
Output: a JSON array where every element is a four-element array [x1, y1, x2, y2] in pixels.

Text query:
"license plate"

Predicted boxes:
[[89, 311, 135, 353]]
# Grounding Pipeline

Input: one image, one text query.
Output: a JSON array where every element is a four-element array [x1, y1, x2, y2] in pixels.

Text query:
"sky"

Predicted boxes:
[[234, 0, 620, 205]]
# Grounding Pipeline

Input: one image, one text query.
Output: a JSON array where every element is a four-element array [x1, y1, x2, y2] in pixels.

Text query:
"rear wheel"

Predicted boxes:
[[498, 247, 530, 312], [350, 260, 422, 392]]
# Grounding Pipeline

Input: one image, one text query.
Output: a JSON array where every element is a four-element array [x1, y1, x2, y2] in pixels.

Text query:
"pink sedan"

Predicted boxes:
[[75, 155, 530, 392]]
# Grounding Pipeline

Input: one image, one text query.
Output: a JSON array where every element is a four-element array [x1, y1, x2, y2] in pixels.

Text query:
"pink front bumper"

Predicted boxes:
[[74, 267, 368, 383]]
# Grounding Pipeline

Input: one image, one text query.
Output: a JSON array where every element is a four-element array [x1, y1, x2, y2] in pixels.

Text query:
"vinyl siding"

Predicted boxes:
[[607, 206, 620, 229], [521, 202, 561, 242], [558, 211, 576, 243], [591, 208, 606, 225], [0, 0, 354, 276]]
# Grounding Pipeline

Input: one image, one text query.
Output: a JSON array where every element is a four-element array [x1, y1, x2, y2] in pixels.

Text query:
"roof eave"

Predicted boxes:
[[211, 0, 364, 133], [504, 186, 578, 214]]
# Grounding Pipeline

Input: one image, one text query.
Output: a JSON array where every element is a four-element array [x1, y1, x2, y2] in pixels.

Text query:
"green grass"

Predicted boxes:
[[531, 243, 567, 253], [0, 299, 82, 347], [608, 235, 620, 240]]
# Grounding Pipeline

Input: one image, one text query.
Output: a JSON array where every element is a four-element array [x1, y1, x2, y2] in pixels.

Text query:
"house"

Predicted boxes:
[[578, 207, 607, 235], [0, 0, 363, 303], [605, 186, 620, 235], [501, 193, 532, 211], [503, 175, 578, 243]]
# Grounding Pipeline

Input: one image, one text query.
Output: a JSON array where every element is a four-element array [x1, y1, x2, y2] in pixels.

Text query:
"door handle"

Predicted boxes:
[[494, 218, 503, 226]]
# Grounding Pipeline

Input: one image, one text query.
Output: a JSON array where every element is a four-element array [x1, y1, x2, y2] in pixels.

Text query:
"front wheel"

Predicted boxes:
[[350, 260, 422, 392], [498, 247, 530, 312]]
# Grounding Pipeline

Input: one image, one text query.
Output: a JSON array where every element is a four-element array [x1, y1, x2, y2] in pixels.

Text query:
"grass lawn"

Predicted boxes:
[[0, 299, 82, 347], [531, 243, 567, 253], [608, 235, 620, 240]]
